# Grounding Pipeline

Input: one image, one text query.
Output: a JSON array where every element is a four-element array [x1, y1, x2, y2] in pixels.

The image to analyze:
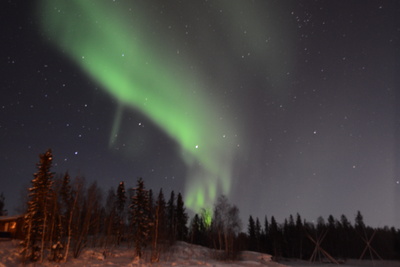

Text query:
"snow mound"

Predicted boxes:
[[159, 242, 287, 267], [240, 250, 275, 265], [0, 240, 288, 267]]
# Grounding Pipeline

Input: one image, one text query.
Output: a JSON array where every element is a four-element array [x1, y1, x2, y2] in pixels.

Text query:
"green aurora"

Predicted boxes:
[[38, 0, 240, 212]]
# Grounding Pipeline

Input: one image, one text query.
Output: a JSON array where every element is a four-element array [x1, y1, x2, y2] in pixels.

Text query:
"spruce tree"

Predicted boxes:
[[247, 215, 256, 251], [263, 215, 270, 253], [355, 211, 365, 231], [189, 214, 206, 245], [283, 215, 296, 258], [255, 217, 262, 252], [23, 149, 54, 262], [116, 182, 127, 215], [269, 216, 282, 259], [152, 189, 167, 262], [354, 211, 367, 257], [175, 192, 188, 241], [167, 191, 176, 243], [339, 214, 352, 259], [155, 189, 167, 240], [115, 181, 127, 245], [326, 215, 337, 257], [104, 187, 117, 247], [130, 178, 151, 259], [61, 173, 80, 262], [295, 213, 304, 259]]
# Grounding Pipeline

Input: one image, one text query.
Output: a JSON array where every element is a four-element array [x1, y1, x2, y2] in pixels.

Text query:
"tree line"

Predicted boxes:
[[16, 149, 400, 263], [243, 212, 400, 261], [20, 149, 243, 263]]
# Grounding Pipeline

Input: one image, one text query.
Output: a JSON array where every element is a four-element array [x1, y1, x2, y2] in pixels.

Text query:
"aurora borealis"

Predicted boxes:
[[37, 0, 241, 213], [2, 0, 400, 228]]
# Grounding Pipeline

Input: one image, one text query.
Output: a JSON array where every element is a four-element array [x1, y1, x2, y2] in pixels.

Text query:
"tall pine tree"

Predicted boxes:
[[104, 187, 117, 247], [167, 190, 176, 243], [247, 215, 256, 251], [189, 214, 206, 245], [130, 178, 151, 259], [175, 192, 188, 241], [151, 189, 167, 262], [255, 217, 262, 252], [60, 172, 79, 262], [115, 181, 127, 245], [23, 149, 54, 262], [269, 216, 282, 259]]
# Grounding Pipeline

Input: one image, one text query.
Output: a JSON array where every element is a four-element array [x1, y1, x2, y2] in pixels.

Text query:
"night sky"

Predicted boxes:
[[2, 0, 399, 228]]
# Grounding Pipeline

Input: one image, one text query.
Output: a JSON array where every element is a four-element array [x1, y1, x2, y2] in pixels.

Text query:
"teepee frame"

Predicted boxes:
[[359, 229, 382, 261], [305, 229, 339, 264]]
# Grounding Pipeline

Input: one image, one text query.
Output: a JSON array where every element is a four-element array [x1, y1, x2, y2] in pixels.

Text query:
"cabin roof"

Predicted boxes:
[[0, 215, 24, 222]]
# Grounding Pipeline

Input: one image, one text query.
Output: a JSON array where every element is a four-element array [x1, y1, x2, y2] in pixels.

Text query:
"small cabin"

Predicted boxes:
[[0, 215, 25, 239]]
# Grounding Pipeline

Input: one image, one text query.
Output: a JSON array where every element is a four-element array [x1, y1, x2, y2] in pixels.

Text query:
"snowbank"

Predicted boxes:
[[0, 239, 287, 267], [1, 239, 399, 267]]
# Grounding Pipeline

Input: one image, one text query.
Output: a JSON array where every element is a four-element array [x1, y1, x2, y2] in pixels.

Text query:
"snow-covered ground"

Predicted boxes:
[[0, 239, 286, 267], [282, 259, 400, 267], [0, 239, 398, 267]]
